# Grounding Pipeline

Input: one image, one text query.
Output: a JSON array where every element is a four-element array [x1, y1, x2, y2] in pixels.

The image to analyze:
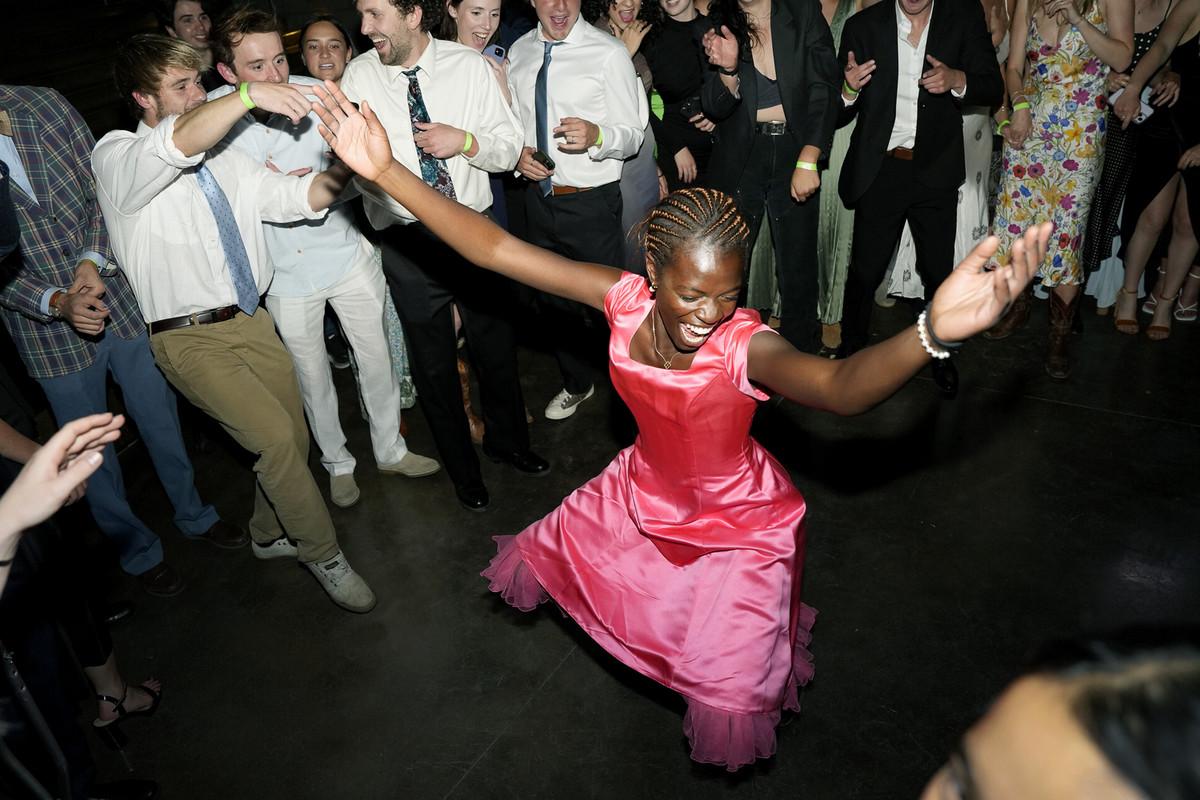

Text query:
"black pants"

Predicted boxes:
[[732, 132, 821, 352], [841, 158, 957, 353], [523, 182, 624, 395], [380, 217, 529, 491]]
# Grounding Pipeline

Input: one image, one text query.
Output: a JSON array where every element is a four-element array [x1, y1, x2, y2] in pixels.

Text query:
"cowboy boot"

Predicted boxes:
[[457, 353, 485, 445], [982, 284, 1032, 340], [1045, 291, 1078, 381]]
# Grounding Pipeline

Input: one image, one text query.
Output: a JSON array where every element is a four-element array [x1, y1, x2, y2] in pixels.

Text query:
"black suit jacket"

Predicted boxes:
[[837, 0, 1003, 206], [701, 0, 841, 193]]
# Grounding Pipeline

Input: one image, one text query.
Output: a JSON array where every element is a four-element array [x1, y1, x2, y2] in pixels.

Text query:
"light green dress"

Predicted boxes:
[[816, 0, 858, 324]]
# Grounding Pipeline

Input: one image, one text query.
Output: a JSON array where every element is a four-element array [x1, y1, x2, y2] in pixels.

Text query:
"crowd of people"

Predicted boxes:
[[1, 0, 1198, 794]]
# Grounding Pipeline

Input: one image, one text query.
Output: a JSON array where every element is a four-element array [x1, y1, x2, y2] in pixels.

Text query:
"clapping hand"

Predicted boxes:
[[927, 223, 1052, 343], [311, 81, 394, 183]]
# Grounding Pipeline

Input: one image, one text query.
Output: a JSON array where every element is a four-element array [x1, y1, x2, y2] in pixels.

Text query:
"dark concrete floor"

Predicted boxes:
[[90, 296, 1199, 799]]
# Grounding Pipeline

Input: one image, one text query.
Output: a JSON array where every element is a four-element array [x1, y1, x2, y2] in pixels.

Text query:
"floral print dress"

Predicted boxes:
[[993, 5, 1109, 286]]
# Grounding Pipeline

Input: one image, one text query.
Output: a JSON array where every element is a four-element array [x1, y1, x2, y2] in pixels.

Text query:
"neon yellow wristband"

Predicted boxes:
[[1012, 101, 1031, 111], [795, 161, 818, 171], [995, 119, 1011, 135], [462, 131, 474, 154], [594, 129, 603, 148], [238, 82, 256, 111], [842, 81, 860, 96]]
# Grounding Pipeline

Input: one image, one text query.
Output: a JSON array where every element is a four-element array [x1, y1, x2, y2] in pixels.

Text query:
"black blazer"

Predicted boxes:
[[837, 0, 1003, 206], [701, 0, 841, 193]]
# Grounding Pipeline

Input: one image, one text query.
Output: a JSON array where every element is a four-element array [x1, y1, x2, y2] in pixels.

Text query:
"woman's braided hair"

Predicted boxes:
[[641, 188, 751, 274]]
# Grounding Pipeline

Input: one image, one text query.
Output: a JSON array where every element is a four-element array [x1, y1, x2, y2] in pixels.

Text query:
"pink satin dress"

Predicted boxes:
[[483, 272, 816, 771]]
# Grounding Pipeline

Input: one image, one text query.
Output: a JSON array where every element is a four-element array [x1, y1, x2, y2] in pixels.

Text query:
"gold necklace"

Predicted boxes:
[[650, 311, 678, 370]]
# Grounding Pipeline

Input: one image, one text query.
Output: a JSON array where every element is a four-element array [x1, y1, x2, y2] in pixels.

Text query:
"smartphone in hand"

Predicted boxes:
[[531, 150, 556, 171], [483, 44, 506, 65], [679, 96, 702, 120]]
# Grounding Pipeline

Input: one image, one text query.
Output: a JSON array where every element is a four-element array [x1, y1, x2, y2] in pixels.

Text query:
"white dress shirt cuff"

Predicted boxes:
[[38, 286, 67, 317], [951, 84, 966, 99], [155, 116, 206, 169], [78, 251, 110, 274]]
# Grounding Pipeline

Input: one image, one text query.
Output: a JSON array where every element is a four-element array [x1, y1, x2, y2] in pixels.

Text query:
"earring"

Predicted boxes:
[[648, 282, 658, 294]]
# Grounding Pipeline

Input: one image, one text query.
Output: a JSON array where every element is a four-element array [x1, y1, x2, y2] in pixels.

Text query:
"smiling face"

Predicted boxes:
[[607, 0, 641, 28], [658, 0, 695, 20], [135, 65, 207, 125], [449, 0, 501, 49], [532, 0, 582, 40], [358, 0, 424, 66], [647, 246, 744, 353], [169, 0, 212, 50], [302, 21, 351, 82], [218, 31, 289, 85]]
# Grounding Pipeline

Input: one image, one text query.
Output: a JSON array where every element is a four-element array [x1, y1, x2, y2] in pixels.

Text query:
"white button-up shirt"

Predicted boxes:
[[888, 1, 934, 150], [92, 115, 324, 323], [208, 76, 374, 298], [507, 18, 648, 189], [340, 36, 523, 228]]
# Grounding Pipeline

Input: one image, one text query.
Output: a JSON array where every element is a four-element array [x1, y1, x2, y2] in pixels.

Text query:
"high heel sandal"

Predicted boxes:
[[1146, 291, 1179, 341], [1114, 287, 1140, 335], [1142, 264, 1166, 314], [92, 681, 162, 748], [1174, 270, 1200, 323]]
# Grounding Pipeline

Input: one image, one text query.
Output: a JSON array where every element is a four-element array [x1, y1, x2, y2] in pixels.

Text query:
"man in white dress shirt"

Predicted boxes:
[[93, 34, 377, 613], [208, 8, 439, 510], [341, 0, 548, 513], [507, 0, 648, 420]]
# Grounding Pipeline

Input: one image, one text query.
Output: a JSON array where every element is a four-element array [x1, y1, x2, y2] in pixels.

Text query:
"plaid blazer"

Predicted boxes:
[[0, 86, 143, 380]]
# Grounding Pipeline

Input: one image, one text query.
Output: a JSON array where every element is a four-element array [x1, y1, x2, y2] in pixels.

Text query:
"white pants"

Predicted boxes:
[[266, 258, 408, 476]]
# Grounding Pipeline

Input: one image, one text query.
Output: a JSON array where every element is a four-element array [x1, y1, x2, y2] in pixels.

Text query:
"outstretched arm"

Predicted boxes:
[[747, 224, 1051, 414], [310, 81, 620, 311]]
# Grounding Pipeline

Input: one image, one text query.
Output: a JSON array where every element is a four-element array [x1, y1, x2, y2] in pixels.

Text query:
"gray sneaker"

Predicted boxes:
[[378, 451, 440, 478], [330, 473, 360, 508], [304, 551, 377, 613], [252, 536, 298, 561], [544, 386, 595, 420]]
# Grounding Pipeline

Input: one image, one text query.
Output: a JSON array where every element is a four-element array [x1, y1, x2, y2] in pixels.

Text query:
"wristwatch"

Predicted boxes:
[[49, 290, 65, 319]]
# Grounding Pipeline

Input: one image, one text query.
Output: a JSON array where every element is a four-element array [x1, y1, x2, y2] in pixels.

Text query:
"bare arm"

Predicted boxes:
[[172, 83, 315, 158], [1124, 0, 1199, 93], [306, 160, 353, 213], [748, 225, 1052, 414], [1043, 0, 1133, 71], [311, 82, 619, 310]]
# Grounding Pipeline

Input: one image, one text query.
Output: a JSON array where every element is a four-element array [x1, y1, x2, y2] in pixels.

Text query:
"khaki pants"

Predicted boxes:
[[149, 308, 338, 563]]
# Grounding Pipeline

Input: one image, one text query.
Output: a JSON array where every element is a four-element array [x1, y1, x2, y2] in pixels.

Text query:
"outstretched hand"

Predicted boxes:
[[311, 81, 394, 183], [928, 223, 1052, 343]]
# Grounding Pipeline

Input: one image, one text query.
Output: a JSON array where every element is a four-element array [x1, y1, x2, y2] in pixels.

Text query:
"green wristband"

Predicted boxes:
[[595, 129, 603, 148], [462, 131, 474, 154], [842, 81, 860, 96], [995, 119, 1011, 135], [1012, 100, 1031, 111], [795, 161, 817, 171], [239, 82, 256, 111]]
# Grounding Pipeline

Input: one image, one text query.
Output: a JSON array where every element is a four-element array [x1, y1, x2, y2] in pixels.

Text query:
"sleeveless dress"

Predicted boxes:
[[992, 5, 1110, 286], [483, 272, 816, 771], [817, 0, 859, 323]]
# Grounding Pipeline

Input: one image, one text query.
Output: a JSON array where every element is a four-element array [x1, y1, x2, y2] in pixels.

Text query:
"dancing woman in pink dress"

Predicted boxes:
[[310, 82, 1051, 771]]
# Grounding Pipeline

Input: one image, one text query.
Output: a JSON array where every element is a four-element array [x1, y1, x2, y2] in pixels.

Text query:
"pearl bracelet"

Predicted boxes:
[[917, 311, 952, 360]]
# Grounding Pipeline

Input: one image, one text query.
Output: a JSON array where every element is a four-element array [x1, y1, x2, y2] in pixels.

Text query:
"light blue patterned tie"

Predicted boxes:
[[194, 163, 259, 315], [534, 41, 560, 197]]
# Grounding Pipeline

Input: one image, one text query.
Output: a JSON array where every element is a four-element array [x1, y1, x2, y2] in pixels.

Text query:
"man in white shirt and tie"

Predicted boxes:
[[207, 7, 439, 510], [341, 0, 548, 513], [93, 33, 377, 613], [507, 0, 648, 421]]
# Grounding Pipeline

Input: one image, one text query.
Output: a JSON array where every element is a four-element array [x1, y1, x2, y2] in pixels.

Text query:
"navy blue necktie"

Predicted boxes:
[[534, 41, 560, 197]]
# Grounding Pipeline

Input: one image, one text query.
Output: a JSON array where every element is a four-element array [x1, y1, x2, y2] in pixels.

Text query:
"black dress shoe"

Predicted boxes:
[[90, 778, 160, 800], [482, 444, 551, 476], [931, 359, 959, 399], [191, 520, 250, 549], [455, 483, 490, 512], [138, 563, 185, 598]]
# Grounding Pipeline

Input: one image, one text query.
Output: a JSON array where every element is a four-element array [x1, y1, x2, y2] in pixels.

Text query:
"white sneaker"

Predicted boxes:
[[304, 551, 377, 613], [330, 473, 360, 508], [378, 451, 441, 478], [544, 386, 595, 421], [252, 536, 298, 560]]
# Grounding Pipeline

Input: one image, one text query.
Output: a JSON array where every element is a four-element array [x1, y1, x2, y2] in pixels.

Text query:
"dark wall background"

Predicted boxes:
[[0, 1, 363, 136]]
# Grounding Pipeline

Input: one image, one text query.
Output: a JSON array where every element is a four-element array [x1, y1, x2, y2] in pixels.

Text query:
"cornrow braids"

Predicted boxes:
[[642, 188, 751, 275]]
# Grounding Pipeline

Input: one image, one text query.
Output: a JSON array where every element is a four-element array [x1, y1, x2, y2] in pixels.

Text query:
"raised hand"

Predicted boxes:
[[919, 55, 965, 95], [248, 82, 317, 125], [311, 81, 394, 182], [703, 26, 739, 73], [927, 223, 1052, 343], [843, 50, 876, 98]]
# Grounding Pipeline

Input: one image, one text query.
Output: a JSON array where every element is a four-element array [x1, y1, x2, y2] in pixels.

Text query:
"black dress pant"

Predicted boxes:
[[731, 131, 821, 352], [379, 216, 529, 491], [841, 157, 957, 353], [523, 182, 624, 395]]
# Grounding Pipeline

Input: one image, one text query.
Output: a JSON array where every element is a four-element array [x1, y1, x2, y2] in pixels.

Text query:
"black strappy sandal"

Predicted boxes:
[[92, 681, 162, 748]]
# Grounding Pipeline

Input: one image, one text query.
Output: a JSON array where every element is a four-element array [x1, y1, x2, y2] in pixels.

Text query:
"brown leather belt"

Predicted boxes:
[[886, 147, 915, 160], [148, 305, 240, 335], [754, 120, 789, 136], [550, 185, 594, 196]]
